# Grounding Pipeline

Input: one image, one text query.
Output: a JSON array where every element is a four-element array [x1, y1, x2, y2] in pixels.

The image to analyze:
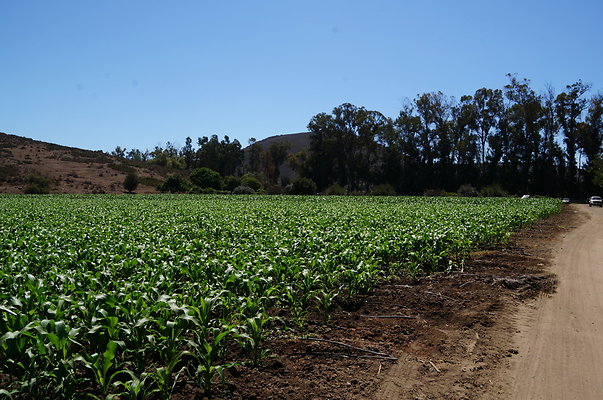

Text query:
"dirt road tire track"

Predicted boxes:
[[507, 205, 603, 399]]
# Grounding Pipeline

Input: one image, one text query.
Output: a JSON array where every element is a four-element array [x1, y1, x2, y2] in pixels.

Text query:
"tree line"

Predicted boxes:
[[112, 75, 602, 197], [297, 75, 602, 197]]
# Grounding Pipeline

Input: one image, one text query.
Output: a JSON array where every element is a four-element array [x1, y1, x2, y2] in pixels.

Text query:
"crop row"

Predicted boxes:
[[0, 195, 560, 398]]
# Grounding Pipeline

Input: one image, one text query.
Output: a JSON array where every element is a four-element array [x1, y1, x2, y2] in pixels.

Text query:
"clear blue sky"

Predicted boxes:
[[1, 1, 602, 153]]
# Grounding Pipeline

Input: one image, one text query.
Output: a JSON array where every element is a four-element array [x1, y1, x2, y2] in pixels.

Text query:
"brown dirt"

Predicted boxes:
[[0, 132, 168, 193], [167, 205, 576, 400], [503, 204, 603, 399]]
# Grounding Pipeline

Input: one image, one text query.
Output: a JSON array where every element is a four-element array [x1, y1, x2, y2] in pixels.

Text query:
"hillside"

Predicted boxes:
[[0, 132, 167, 194], [244, 131, 311, 182]]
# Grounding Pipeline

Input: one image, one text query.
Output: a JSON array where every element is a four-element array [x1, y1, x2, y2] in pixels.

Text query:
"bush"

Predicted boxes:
[[265, 184, 284, 195], [480, 183, 508, 197], [457, 184, 478, 197], [232, 185, 255, 195], [371, 183, 396, 196], [423, 188, 444, 197], [123, 172, 139, 193], [158, 174, 188, 193], [324, 184, 346, 195], [241, 174, 263, 192], [190, 167, 221, 190], [290, 177, 317, 195], [24, 174, 51, 194], [223, 175, 242, 191]]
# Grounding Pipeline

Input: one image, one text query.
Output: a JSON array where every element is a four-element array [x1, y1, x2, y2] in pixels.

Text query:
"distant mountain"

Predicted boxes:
[[243, 132, 311, 182], [0, 132, 168, 194]]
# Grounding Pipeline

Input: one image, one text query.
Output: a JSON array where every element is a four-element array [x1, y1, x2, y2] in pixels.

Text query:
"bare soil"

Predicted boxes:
[[504, 205, 603, 399], [169, 206, 576, 400]]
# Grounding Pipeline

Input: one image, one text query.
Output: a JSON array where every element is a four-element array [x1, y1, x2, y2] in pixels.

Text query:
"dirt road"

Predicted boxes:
[[507, 205, 603, 399]]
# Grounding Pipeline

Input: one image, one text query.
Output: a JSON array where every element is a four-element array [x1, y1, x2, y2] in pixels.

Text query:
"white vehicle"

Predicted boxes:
[[588, 196, 602, 207]]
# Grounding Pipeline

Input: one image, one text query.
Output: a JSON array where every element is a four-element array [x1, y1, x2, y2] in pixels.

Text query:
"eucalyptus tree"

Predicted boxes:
[[555, 81, 590, 189], [503, 75, 543, 193], [307, 103, 391, 192], [473, 88, 504, 168]]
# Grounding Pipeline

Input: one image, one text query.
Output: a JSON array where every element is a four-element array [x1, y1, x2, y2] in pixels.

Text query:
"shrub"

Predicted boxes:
[[158, 174, 188, 193], [457, 184, 478, 197], [24, 174, 52, 194], [423, 188, 444, 197], [371, 183, 396, 196], [480, 183, 508, 197], [190, 167, 221, 190], [290, 177, 317, 195], [265, 185, 284, 195], [324, 184, 346, 195], [223, 175, 242, 191], [241, 174, 262, 192], [123, 172, 139, 193], [232, 185, 255, 195]]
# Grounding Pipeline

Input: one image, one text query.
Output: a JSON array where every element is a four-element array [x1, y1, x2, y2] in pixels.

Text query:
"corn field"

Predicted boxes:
[[0, 194, 560, 399]]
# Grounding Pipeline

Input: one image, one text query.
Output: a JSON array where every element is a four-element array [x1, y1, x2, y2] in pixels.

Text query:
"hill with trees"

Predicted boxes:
[[0, 132, 169, 194], [114, 75, 602, 197], [3, 75, 601, 197]]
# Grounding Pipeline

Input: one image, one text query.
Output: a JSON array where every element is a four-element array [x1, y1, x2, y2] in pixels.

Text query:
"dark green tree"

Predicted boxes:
[[190, 167, 221, 190], [473, 88, 504, 168], [123, 172, 139, 193], [158, 175, 188, 193], [555, 81, 590, 190]]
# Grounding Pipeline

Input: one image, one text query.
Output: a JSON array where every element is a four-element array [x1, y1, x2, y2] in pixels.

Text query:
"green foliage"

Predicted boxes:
[[24, 174, 52, 194], [480, 183, 508, 197], [157, 174, 188, 193], [371, 183, 396, 196], [240, 174, 262, 192], [232, 185, 255, 195], [223, 175, 241, 191], [290, 177, 317, 195], [108, 163, 136, 174], [190, 167, 221, 190], [123, 172, 139, 193], [423, 188, 444, 197], [324, 184, 346, 195], [590, 156, 603, 189], [0, 195, 561, 397], [457, 184, 478, 197]]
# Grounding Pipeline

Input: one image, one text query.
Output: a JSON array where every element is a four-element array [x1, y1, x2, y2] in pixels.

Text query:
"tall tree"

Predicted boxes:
[[580, 94, 603, 166], [504, 75, 543, 193], [473, 88, 504, 168], [306, 103, 390, 192], [555, 81, 590, 190]]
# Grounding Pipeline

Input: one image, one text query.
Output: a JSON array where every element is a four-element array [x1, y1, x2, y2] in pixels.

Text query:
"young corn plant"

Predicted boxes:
[[112, 371, 159, 400], [284, 286, 308, 331], [151, 353, 187, 400], [237, 313, 271, 367], [315, 289, 339, 323], [191, 326, 234, 396], [77, 340, 124, 399]]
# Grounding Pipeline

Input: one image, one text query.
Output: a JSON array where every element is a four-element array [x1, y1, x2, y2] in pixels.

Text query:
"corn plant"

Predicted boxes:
[[0, 194, 561, 397], [238, 313, 271, 367], [190, 326, 234, 395], [77, 340, 123, 399], [112, 371, 158, 400]]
